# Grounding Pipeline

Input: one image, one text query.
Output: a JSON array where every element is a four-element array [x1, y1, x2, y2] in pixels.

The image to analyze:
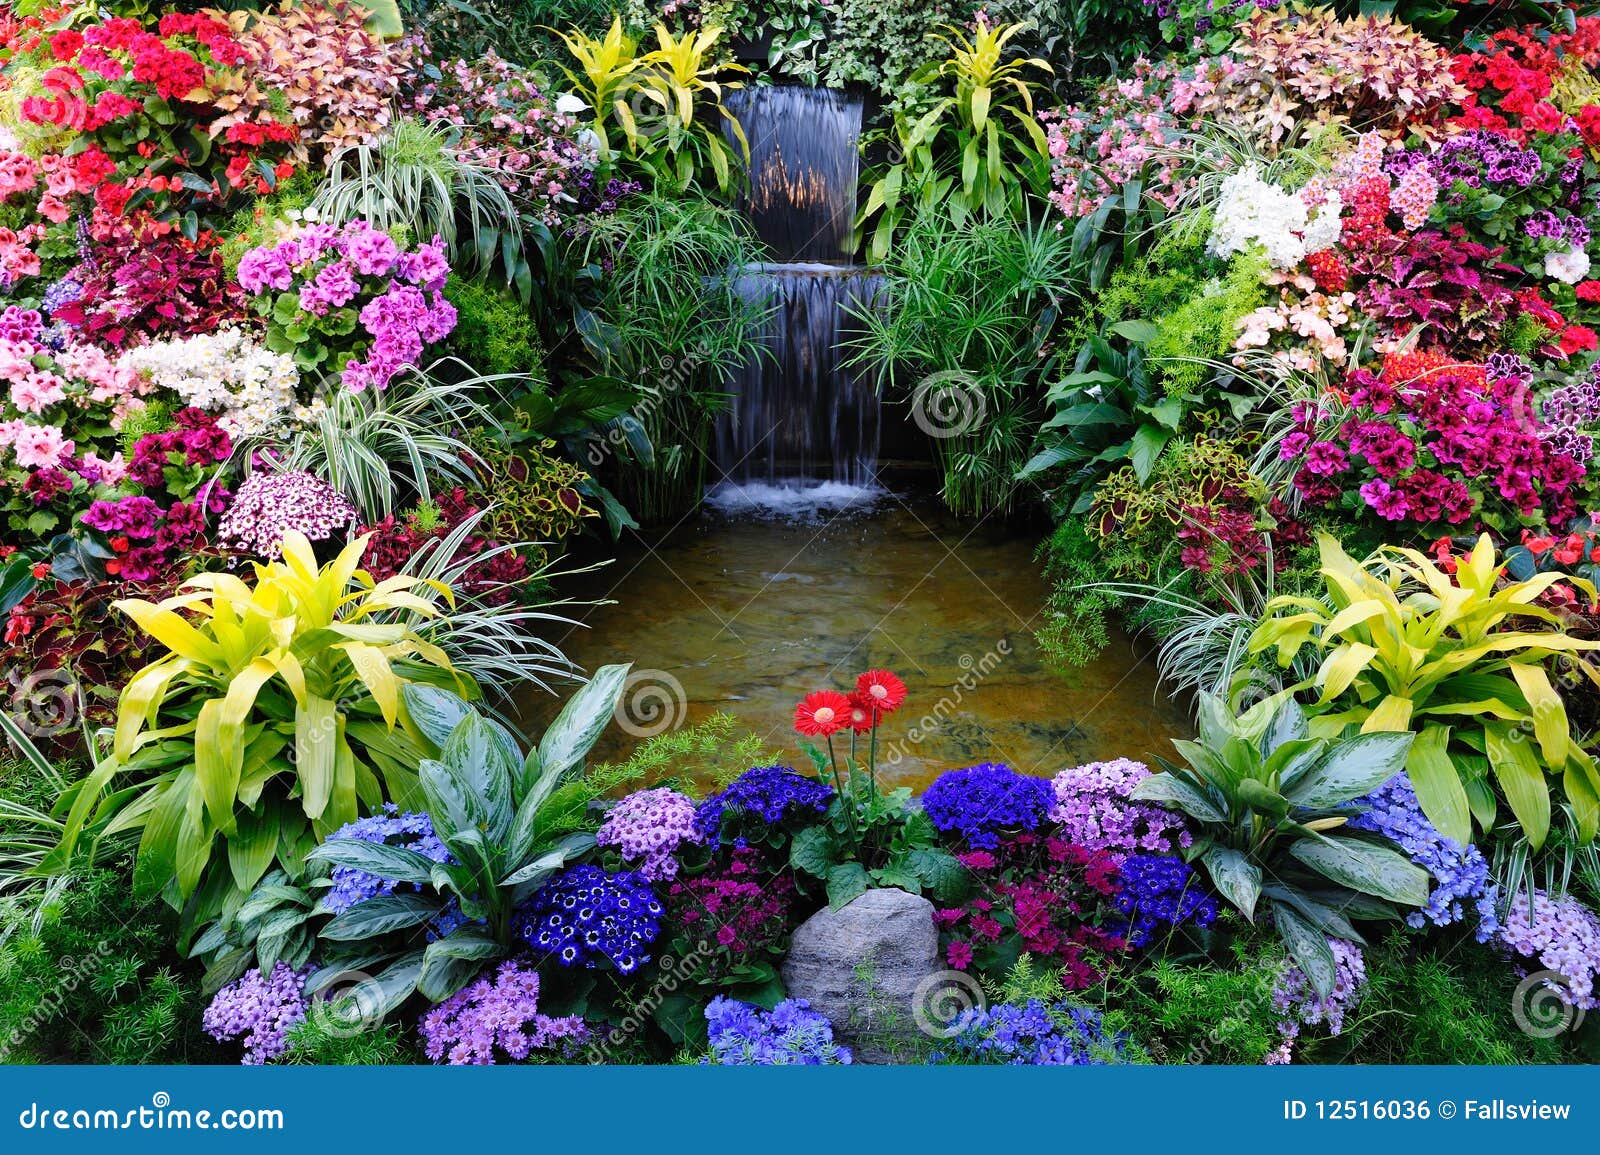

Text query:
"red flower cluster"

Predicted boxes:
[[359, 488, 530, 606], [794, 669, 907, 738], [1449, 18, 1600, 143]]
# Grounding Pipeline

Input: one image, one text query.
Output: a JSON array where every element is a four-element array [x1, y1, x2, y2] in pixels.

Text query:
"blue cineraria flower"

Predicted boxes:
[[321, 805, 454, 914], [1114, 854, 1218, 947], [921, 763, 1054, 849], [703, 996, 852, 1065], [937, 1000, 1130, 1066], [515, 865, 663, 975], [694, 765, 833, 838], [1350, 773, 1498, 940]]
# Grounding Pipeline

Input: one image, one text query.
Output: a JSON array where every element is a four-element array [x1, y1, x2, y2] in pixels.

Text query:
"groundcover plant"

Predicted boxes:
[[0, 0, 1599, 1069]]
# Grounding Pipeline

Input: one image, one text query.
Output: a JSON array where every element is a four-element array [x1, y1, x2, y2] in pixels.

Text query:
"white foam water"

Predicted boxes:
[[702, 479, 886, 519]]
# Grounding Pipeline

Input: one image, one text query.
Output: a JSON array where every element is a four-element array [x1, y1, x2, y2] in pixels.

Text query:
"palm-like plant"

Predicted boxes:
[[46, 533, 470, 923], [1249, 533, 1600, 850], [856, 20, 1052, 262], [554, 15, 645, 161], [849, 214, 1075, 517], [1137, 694, 1427, 995]]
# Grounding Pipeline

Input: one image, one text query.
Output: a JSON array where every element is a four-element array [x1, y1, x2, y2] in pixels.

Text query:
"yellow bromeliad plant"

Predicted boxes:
[[48, 531, 471, 922], [1248, 533, 1600, 851]]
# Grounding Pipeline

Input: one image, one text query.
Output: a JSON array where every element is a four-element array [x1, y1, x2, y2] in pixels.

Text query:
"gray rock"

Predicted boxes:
[[780, 887, 943, 1063]]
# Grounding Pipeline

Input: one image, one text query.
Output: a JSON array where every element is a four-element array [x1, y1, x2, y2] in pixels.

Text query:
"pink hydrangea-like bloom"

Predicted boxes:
[[1048, 758, 1191, 861], [10, 423, 71, 468], [597, 787, 704, 881]]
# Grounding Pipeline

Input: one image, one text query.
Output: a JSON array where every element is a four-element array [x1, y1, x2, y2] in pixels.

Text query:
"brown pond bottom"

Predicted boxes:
[[516, 485, 1190, 794]]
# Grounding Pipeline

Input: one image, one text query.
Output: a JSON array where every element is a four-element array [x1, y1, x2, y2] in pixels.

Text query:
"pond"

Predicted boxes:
[[518, 481, 1189, 791]]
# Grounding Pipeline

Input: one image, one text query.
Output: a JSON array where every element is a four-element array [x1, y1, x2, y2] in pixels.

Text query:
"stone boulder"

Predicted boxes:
[[780, 887, 944, 1063]]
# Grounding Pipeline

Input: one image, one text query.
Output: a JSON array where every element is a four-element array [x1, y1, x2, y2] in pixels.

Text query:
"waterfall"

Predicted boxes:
[[711, 87, 884, 504]]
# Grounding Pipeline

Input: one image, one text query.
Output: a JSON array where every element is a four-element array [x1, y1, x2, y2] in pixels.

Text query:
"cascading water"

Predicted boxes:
[[710, 87, 884, 511]]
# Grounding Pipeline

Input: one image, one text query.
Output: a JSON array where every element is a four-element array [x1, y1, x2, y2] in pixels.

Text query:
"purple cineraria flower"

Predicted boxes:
[[202, 963, 310, 1065], [321, 805, 455, 914], [1048, 758, 1191, 861], [1267, 937, 1367, 1064], [596, 788, 703, 882], [1499, 889, 1600, 1010], [514, 865, 663, 975], [216, 469, 357, 559], [702, 996, 852, 1065], [419, 958, 587, 1065], [922, 763, 1056, 849]]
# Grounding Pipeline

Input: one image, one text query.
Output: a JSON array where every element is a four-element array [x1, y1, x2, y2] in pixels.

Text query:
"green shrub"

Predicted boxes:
[[0, 867, 218, 1064], [443, 274, 549, 382], [1303, 932, 1571, 1065], [279, 1017, 409, 1066], [1112, 932, 1285, 1064]]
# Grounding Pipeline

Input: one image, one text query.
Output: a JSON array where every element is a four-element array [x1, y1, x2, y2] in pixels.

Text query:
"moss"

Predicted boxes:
[[442, 273, 548, 382]]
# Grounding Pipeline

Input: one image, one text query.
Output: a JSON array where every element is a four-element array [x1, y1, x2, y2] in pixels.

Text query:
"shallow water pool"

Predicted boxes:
[[518, 483, 1190, 792]]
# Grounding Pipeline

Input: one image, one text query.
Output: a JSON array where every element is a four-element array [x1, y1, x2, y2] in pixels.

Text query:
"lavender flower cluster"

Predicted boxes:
[[1114, 854, 1219, 947], [516, 865, 663, 975], [921, 764, 1056, 850], [418, 958, 587, 1065], [939, 1000, 1131, 1066], [702, 996, 852, 1065], [1267, 938, 1367, 1064], [1350, 774, 1499, 939], [321, 805, 454, 914], [201, 962, 309, 1065], [596, 787, 703, 881], [1499, 889, 1600, 1010], [1048, 758, 1192, 861], [217, 469, 357, 559], [694, 765, 834, 839]]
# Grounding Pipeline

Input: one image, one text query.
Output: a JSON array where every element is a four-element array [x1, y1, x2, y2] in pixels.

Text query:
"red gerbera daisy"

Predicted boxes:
[[794, 690, 851, 737], [845, 694, 876, 733], [853, 669, 907, 714]]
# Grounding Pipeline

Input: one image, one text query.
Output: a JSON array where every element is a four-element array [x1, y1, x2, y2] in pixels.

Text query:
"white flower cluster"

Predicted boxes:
[[1207, 167, 1342, 270], [118, 328, 309, 440], [1546, 245, 1592, 285]]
